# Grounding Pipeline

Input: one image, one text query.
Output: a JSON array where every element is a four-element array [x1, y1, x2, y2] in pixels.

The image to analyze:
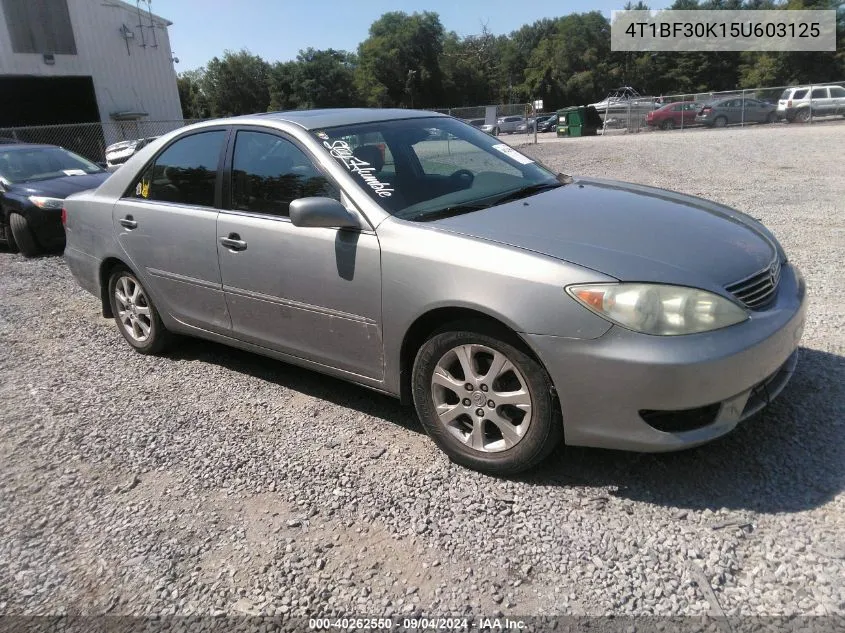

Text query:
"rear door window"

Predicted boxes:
[[130, 130, 227, 207], [811, 88, 829, 99]]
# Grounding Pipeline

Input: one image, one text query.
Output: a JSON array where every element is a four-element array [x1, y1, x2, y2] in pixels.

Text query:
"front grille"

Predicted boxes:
[[725, 259, 782, 310]]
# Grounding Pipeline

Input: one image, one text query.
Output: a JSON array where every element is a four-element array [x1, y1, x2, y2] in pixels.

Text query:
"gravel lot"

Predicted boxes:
[[1, 123, 843, 620]]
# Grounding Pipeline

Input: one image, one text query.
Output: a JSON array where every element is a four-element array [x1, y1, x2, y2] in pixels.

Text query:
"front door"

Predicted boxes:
[[216, 129, 383, 379], [113, 129, 231, 333]]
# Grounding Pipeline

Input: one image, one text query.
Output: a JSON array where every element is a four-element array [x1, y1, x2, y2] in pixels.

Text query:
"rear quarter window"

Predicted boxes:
[[793, 89, 808, 99]]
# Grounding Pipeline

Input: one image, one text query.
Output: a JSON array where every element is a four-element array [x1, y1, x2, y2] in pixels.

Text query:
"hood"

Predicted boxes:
[[9, 172, 110, 198], [426, 177, 779, 291]]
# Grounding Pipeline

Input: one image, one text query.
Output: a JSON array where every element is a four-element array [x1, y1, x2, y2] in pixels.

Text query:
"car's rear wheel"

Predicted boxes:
[[108, 267, 171, 354], [765, 112, 777, 123], [412, 325, 561, 475], [9, 213, 40, 257], [661, 119, 674, 130], [795, 108, 811, 123], [713, 116, 728, 128]]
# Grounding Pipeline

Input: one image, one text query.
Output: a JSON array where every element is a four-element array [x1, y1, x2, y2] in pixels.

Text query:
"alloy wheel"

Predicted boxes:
[[114, 275, 152, 343], [430, 344, 532, 453]]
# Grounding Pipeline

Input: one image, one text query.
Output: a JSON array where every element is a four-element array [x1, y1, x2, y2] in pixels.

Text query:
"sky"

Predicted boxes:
[[161, 0, 668, 73]]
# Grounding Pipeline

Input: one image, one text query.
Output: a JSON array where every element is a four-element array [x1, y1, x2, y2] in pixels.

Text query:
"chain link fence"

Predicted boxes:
[[587, 80, 845, 135], [429, 103, 542, 136], [0, 119, 202, 164], [428, 81, 845, 140], [3, 81, 842, 161]]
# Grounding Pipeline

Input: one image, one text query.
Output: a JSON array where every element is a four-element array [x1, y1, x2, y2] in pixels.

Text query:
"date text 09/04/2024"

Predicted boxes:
[[308, 617, 528, 630]]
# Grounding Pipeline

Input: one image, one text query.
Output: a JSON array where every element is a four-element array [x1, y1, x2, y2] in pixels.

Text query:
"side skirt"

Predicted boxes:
[[164, 317, 398, 400]]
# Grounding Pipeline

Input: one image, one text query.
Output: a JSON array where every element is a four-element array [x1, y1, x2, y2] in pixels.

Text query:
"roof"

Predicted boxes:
[[243, 108, 447, 130]]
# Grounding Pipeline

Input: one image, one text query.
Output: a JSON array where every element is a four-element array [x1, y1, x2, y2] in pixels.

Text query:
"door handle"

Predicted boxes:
[[219, 234, 247, 251], [119, 216, 138, 229]]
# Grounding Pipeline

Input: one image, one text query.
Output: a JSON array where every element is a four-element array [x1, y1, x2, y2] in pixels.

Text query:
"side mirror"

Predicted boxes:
[[289, 197, 360, 229]]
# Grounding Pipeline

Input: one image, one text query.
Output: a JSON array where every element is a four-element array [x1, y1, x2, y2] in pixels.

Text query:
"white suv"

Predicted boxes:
[[777, 85, 845, 122]]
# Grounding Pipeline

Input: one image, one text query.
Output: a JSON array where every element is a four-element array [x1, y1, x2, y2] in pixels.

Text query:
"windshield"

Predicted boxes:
[[0, 146, 103, 184], [311, 116, 562, 221]]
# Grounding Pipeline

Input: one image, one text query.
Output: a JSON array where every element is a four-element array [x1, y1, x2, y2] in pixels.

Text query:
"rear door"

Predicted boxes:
[[829, 86, 845, 115], [113, 128, 231, 333], [216, 127, 383, 379], [743, 99, 766, 122]]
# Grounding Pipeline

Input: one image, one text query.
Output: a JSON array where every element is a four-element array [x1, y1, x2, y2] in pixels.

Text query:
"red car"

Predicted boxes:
[[646, 101, 700, 130]]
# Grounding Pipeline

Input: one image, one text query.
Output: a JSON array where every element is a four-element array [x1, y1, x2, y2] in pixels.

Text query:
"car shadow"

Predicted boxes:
[[169, 339, 843, 514], [167, 336, 426, 436]]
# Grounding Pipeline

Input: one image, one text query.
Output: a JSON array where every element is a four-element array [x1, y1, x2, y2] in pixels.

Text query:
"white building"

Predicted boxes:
[[0, 0, 182, 133]]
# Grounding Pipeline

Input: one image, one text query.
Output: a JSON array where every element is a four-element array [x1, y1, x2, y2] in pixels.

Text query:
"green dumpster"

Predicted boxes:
[[556, 106, 582, 137], [557, 106, 600, 137]]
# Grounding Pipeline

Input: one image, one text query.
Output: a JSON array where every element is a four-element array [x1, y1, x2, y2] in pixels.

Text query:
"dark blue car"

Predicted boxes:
[[0, 144, 110, 256]]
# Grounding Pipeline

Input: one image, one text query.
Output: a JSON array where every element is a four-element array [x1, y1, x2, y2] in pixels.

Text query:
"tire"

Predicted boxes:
[[713, 116, 728, 128], [795, 108, 811, 123], [108, 267, 171, 355], [411, 324, 562, 475], [660, 119, 674, 130], [0, 219, 19, 253], [9, 213, 40, 257], [766, 112, 777, 124]]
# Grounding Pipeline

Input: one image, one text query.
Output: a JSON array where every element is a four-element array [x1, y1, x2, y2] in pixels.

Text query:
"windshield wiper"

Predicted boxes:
[[403, 202, 491, 222], [491, 181, 563, 206], [401, 175, 572, 222]]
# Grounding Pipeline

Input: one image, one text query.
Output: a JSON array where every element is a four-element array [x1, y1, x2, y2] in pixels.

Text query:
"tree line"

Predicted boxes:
[[177, 0, 845, 119]]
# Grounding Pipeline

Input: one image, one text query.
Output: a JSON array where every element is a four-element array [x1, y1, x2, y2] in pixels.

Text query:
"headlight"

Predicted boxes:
[[28, 196, 65, 209], [566, 283, 748, 335]]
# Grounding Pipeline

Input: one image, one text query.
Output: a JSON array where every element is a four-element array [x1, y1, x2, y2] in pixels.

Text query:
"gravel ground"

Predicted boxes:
[[1, 123, 843, 620]]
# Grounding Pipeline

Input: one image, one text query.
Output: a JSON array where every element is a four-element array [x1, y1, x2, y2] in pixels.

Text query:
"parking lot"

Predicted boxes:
[[1, 123, 843, 619]]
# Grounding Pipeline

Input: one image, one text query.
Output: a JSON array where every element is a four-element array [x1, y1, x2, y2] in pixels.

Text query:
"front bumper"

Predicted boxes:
[[25, 207, 66, 248], [524, 263, 807, 452]]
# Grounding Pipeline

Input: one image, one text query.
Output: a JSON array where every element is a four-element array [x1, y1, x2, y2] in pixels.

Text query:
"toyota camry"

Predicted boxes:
[[62, 109, 806, 475]]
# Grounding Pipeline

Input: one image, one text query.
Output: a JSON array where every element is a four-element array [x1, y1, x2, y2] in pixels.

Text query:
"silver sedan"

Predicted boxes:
[[63, 109, 806, 475]]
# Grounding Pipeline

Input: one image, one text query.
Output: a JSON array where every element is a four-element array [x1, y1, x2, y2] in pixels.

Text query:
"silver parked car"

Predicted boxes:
[[63, 110, 806, 475], [496, 115, 525, 134], [105, 136, 159, 172]]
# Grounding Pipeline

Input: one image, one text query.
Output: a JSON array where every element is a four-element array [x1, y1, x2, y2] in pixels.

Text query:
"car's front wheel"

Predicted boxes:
[[412, 325, 561, 475], [9, 213, 40, 257], [661, 119, 674, 130], [108, 267, 171, 354]]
